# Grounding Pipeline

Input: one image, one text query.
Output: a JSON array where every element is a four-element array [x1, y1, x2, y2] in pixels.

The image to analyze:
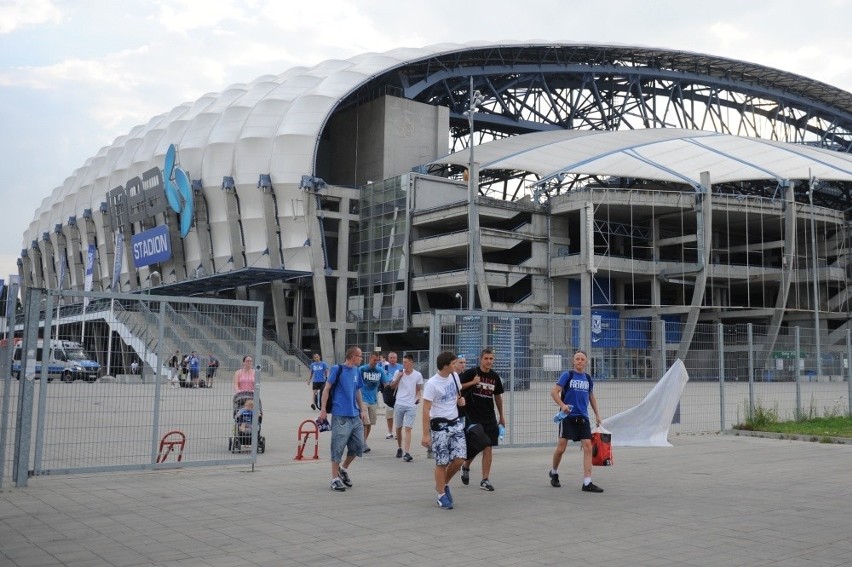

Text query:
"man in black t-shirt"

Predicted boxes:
[[458, 348, 505, 492]]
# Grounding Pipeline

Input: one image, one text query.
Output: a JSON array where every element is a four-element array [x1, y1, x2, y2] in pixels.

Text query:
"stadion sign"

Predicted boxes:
[[131, 224, 172, 268]]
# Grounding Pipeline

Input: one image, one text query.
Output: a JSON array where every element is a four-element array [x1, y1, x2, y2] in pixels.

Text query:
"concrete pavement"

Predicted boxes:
[[2, 380, 852, 566]]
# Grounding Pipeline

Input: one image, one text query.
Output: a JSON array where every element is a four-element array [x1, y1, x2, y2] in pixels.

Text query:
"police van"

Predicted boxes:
[[10, 339, 101, 382]]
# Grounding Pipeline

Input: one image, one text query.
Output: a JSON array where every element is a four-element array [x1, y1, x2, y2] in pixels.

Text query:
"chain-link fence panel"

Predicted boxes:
[[4, 288, 264, 486], [423, 310, 851, 448]]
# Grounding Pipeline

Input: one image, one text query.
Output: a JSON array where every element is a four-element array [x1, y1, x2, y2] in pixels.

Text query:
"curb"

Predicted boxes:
[[726, 428, 852, 445]]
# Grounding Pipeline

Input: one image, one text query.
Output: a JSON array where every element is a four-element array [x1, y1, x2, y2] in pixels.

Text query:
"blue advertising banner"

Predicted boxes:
[[131, 224, 172, 268]]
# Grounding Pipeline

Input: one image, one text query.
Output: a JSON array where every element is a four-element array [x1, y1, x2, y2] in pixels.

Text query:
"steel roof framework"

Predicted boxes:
[[338, 45, 852, 206]]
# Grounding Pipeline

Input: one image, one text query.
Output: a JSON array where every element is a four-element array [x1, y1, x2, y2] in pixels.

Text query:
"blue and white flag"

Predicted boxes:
[[111, 232, 124, 292], [84, 244, 96, 307], [58, 255, 68, 290]]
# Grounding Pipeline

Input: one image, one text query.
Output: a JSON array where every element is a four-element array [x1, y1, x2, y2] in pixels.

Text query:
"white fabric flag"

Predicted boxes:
[[83, 244, 95, 307], [601, 358, 690, 447]]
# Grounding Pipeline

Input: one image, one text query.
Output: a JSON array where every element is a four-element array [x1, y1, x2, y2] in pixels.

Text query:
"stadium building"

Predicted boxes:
[[19, 41, 852, 370]]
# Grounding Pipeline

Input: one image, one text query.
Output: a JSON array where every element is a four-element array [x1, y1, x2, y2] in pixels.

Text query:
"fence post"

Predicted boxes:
[[151, 300, 167, 464], [747, 323, 754, 419], [509, 317, 516, 444], [718, 322, 725, 431], [795, 326, 802, 418], [429, 311, 440, 378], [658, 319, 666, 379], [32, 291, 56, 476], [0, 275, 20, 489], [13, 287, 44, 486], [847, 328, 852, 416]]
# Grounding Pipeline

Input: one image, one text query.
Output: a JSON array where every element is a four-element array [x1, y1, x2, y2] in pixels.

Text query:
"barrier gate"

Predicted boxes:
[[1, 287, 264, 488]]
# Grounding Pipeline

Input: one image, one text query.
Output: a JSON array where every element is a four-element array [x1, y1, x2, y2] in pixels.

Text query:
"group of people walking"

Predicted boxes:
[[312, 346, 605, 508]]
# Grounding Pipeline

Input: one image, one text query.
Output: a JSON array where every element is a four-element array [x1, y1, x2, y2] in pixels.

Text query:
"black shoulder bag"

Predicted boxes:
[[324, 364, 344, 414]]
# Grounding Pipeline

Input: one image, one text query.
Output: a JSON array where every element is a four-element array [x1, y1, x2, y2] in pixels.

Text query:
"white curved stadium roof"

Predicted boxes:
[[25, 41, 499, 249], [431, 129, 852, 187]]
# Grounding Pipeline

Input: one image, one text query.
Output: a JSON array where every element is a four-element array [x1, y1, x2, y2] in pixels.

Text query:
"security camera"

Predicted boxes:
[[255, 364, 261, 371]]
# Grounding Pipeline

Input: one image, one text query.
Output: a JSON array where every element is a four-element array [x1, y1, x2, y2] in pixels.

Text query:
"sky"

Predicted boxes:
[[1, 0, 852, 284]]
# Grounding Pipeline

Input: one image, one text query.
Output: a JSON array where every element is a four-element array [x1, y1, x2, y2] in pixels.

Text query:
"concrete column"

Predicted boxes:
[[222, 187, 246, 269], [270, 280, 293, 345], [193, 190, 214, 276]]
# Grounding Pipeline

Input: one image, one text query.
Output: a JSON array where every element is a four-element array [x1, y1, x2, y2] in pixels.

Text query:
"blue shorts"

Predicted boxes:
[[330, 415, 364, 462], [393, 404, 417, 429]]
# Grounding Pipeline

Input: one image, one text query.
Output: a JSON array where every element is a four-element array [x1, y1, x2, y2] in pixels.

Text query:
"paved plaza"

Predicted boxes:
[[2, 380, 852, 566]]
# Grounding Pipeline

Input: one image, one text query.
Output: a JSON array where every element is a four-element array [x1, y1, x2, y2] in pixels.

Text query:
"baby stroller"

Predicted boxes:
[[228, 391, 266, 453]]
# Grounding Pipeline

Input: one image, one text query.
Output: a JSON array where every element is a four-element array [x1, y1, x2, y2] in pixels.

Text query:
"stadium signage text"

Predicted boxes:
[[131, 225, 172, 268], [105, 143, 194, 239]]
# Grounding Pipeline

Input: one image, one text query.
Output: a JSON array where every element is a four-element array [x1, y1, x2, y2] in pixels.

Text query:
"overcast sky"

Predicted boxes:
[[1, 0, 851, 284]]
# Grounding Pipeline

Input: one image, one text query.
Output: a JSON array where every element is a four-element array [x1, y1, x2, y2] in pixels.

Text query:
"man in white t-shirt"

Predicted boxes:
[[390, 353, 423, 461], [421, 351, 467, 510]]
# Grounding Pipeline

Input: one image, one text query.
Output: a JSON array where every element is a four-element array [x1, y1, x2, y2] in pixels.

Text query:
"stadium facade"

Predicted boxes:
[[19, 41, 852, 367]]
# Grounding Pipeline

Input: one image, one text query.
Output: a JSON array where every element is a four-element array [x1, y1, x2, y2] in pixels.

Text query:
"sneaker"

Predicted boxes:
[[338, 468, 352, 487], [403, 453, 413, 462], [310, 403, 316, 410], [363, 445, 371, 453], [480, 479, 494, 492], [582, 482, 604, 493], [444, 485, 453, 505], [460, 466, 470, 486], [385, 433, 394, 439], [549, 471, 561, 488], [436, 493, 453, 509], [396, 448, 403, 458], [330, 479, 346, 492]]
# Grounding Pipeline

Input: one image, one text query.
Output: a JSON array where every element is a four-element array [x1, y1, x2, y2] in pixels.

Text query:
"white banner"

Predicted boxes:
[[111, 232, 124, 291], [58, 255, 68, 290], [84, 244, 96, 307]]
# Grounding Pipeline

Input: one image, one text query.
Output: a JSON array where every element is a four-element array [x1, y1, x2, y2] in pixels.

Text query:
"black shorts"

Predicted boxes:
[[480, 420, 500, 446], [311, 382, 325, 391], [558, 416, 591, 442]]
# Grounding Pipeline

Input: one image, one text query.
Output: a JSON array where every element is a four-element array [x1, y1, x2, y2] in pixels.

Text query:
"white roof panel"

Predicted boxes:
[[431, 129, 852, 186]]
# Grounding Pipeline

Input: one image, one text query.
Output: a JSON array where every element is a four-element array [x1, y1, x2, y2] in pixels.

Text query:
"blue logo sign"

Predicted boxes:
[[164, 144, 193, 238], [131, 225, 172, 268]]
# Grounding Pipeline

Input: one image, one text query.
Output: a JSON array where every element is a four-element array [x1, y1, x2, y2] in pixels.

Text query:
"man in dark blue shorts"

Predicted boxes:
[[549, 349, 604, 493]]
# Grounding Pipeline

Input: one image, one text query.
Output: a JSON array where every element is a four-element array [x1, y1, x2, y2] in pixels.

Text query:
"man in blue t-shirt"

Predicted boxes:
[[308, 353, 329, 410], [549, 349, 604, 493], [383, 351, 404, 439], [188, 351, 201, 387], [358, 352, 390, 453], [319, 346, 367, 492]]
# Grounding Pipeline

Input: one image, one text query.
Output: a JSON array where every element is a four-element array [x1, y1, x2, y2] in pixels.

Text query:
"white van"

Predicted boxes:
[[11, 339, 101, 382]]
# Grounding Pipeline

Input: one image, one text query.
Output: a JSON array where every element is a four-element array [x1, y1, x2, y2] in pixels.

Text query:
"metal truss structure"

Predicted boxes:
[[339, 45, 852, 209]]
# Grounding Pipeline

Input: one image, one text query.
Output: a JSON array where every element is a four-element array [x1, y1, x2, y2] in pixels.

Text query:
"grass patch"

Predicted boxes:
[[738, 418, 852, 442], [736, 414, 852, 438], [735, 397, 852, 438]]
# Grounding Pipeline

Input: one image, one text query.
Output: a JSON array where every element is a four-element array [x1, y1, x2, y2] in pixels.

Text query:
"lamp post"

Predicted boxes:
[[455, 292, 463, 310], [466, 77, 485, 310]]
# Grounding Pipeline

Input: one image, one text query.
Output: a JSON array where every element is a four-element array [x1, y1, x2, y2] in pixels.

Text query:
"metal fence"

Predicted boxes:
[[425, 310, 852, 446], [1, 288, 264, 488]]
